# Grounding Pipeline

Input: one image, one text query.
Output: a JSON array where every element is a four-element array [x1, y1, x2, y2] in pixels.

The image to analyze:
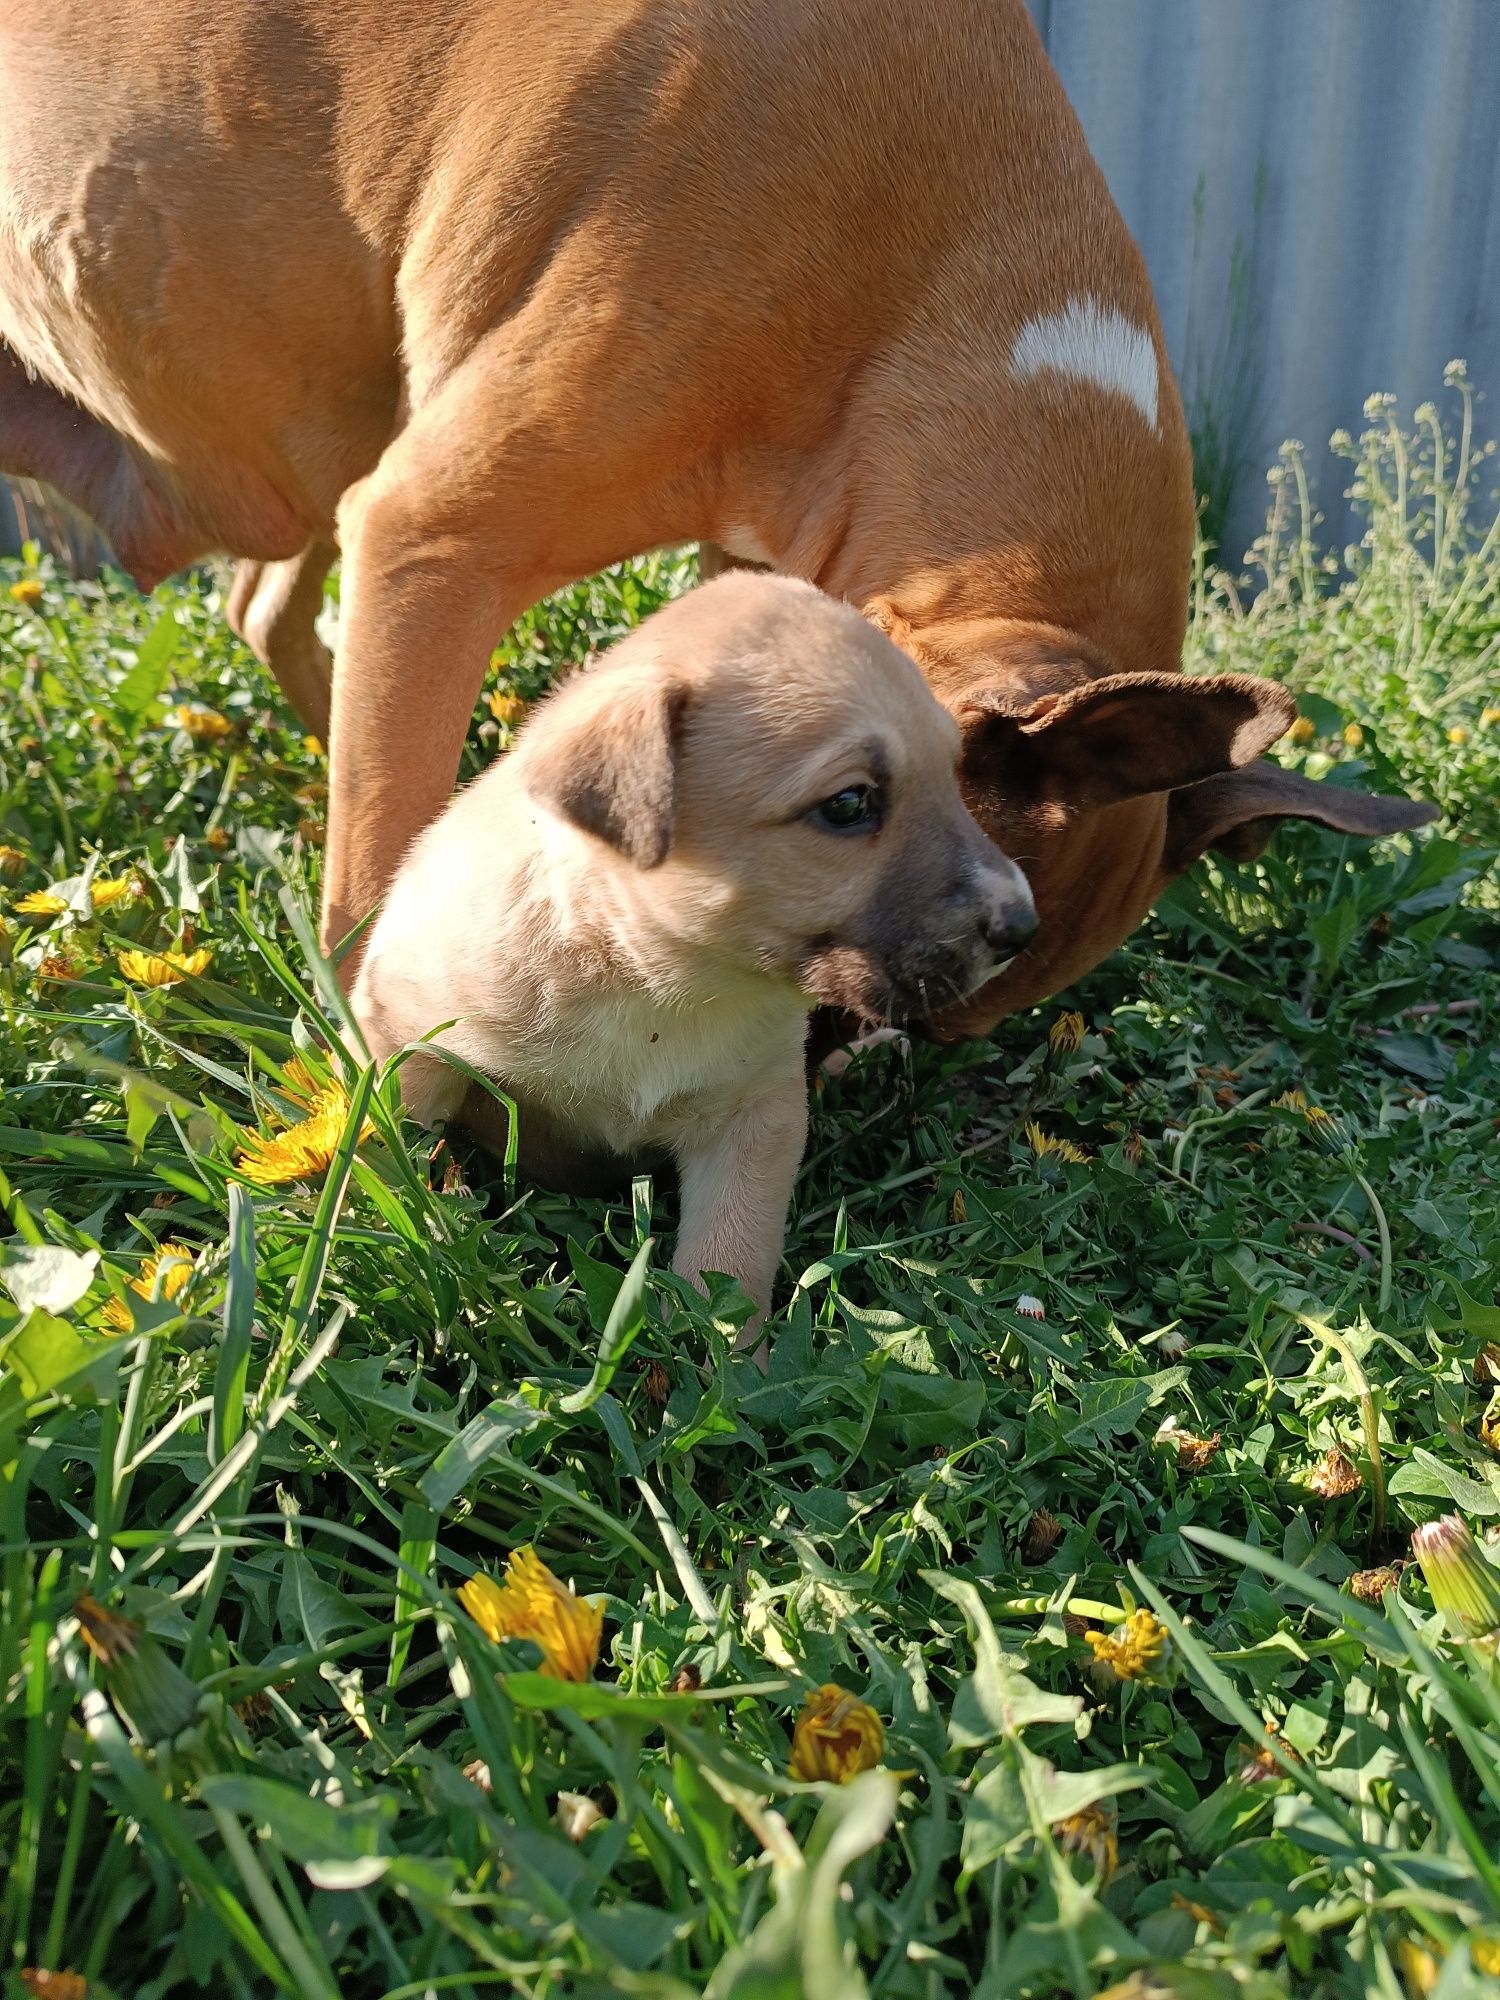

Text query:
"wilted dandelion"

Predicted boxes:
[[1238, 1726, 1297, 1786], [117, 946, 213, 987], [459, 1547, 604, 1681], [789, 1683, 885, 1784], [1271, 1088, 1307, 1112], [205, 826, 231, 852], [1053, 1803, 1117, 1885], [74, 1594, 205, 1747], [1026, 1122, 1089, 1165], [1085, 1608, 1174, 1684], [36, 951, 87, 983], [19, 1971, 86, 2000], [1156, 1417, 1220, 1472], [1348, 1565, 1401, 1604], [1015, 1293, 1046, 1320], [102, 1244, 195, 1331], [1048, 1010, 1085, 1055], [0, 843, 26, 877], [1411, 1514, 1500, 1639], [1021, 1509, 1063, 1564], [1307, 1447, 1362, 1498], [948, 1189, 968, 1224], [641, 1358, 671, 1405]]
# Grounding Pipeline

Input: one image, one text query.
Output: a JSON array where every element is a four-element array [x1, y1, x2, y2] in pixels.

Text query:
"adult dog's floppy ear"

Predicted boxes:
[[1164, 763, 1439, 873], [956, 670, 1295, 816], [526, 675, 690, 869]]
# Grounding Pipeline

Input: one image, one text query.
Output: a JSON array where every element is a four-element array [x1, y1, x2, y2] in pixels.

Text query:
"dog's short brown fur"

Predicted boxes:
[[352, 572, 1034, 1319], [0, 0, 1433, 1027]]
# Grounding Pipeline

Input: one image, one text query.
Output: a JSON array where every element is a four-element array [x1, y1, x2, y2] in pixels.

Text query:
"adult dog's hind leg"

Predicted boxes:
[[225, 539, 337, 740]]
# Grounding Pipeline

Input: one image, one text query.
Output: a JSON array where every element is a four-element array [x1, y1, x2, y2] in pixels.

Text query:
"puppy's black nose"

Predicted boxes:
[[982, 905, 1039, 957]]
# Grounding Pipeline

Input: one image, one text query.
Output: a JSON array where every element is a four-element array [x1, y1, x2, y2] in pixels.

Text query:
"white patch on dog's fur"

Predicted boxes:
[[719, 522, 778, 568], [1011, 297, 1159, 429]]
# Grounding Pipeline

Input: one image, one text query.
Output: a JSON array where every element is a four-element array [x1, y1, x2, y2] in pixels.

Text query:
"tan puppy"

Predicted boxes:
[[352, 573, 1034, 1321]]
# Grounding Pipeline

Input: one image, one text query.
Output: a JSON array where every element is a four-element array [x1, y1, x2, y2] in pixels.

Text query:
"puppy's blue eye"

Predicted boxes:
[[814, 785, 880, 832]]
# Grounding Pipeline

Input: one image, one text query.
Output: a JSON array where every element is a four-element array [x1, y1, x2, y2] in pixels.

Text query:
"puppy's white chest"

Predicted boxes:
[[541, 987, 796, 1150]]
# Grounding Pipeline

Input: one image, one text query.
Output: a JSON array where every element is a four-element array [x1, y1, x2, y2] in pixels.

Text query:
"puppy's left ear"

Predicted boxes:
[[527, 678, 690, 869], [957, 670, 1295, 815]]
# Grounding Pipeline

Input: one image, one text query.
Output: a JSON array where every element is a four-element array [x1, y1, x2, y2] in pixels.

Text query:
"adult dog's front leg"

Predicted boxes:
[[673, 1070, 809, 1360]]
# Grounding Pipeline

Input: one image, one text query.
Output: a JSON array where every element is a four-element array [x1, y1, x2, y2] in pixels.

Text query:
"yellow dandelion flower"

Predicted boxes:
[[302, 735, 324, 757], [169, 704, 233, 743], [1054, 1803, 1118, 1885], [0, 844, 26, 877], [1304, 1103, 1335, 1128], [101, 1243, 195, 1331], [1289, 715, 1316, 746], [88, 877, 138, 911], [235, 1080, 371, 1187], [15, 889, 67, 919], [1472, 1937, 1500, 1977], [458, 1547, 604, 1682], [277, 1053, 326, 1110], [487, 689, 528, 727], [117, 946, 213, 987], [8, 577, 44, 607], [1395, 1936, 1441, 1997], [1342, 722, 1365, 751], [1447, 726, 1469, 747], [1481, 706, 1500, 729], [1025, 1121, 1089, 1165], [789, 1683, 885, 1784], [1085, 1607, 1173, 1683], [1048, 1010, 1086, 1056]]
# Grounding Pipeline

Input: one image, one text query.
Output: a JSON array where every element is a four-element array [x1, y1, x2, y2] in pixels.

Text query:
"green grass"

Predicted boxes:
[[1, 383, 1498, 2000]]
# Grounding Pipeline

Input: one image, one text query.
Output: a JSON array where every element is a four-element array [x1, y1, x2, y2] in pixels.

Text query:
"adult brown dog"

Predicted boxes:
[[0, 0, 1432, 1030], [354, 571, 1035, 1320]]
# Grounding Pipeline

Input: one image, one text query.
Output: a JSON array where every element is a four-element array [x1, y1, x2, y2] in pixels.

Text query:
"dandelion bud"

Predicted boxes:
[[1410, 1514, 1500, 1639], [1047, 1011, 1086, 1056]]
